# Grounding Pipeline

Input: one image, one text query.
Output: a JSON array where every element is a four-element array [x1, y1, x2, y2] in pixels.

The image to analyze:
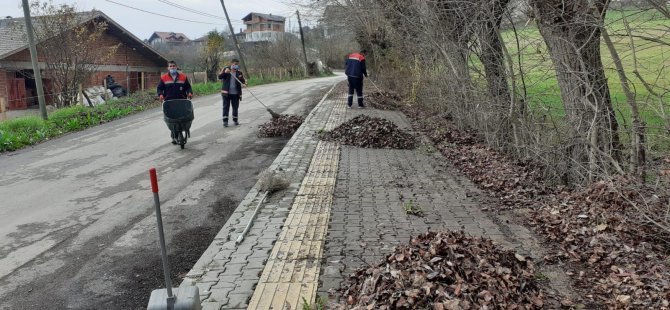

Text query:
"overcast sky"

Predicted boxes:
[[1, 0, 316, 40]]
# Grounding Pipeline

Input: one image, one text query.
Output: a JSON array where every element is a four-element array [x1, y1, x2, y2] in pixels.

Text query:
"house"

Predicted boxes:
[[147, 31, 191, 46], [234, 28, 246, 43], [191, 35, 207, 47], [0, 11, 167, 113], [242, 12, 286, 43]]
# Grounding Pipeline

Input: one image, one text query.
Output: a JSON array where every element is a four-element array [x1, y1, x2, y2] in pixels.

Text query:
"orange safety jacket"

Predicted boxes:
[[157, 72, 192, 100]]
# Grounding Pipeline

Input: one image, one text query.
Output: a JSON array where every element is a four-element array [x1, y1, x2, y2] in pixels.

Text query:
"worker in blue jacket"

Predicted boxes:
[[345, 49, 368, 108], [218, 59, 247, 127]]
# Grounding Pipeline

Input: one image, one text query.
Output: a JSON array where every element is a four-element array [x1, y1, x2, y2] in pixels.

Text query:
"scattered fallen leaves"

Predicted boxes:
[[257, 114, 304, 137], [367, 91, 404, 110], [407, 110, 555, 208], [321, 115, 416, 149], [401, 100, 670, 308], [528, 177, 670, 308]]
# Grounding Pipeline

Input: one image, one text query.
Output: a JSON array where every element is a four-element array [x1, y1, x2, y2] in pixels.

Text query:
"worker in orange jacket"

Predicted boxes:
[[157, 60, 193, 101], [157, 60, 193, 144], [345, 50, 368, 108]]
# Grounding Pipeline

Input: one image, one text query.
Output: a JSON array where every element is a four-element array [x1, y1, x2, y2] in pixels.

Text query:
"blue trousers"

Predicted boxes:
[[347, 76, 364, 107]]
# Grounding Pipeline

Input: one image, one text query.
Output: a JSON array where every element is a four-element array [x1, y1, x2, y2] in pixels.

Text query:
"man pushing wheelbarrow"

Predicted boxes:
[[157, 60, 194, 149]]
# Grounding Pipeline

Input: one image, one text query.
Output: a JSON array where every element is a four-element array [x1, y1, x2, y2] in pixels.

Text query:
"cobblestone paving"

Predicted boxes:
[[317, 97, 573, 304], [181, 83, 341, 310]]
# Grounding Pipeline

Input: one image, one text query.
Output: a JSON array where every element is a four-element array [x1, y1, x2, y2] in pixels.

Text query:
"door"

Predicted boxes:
[[7, 78, 27, 110], [42, 79, 54, 105]]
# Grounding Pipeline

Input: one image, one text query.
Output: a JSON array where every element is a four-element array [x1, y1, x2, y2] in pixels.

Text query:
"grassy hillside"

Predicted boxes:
[[498, 9, 670, 150]]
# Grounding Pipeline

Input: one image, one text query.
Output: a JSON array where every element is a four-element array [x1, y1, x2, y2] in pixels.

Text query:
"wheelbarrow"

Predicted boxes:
[[163, 99, 194, 149]]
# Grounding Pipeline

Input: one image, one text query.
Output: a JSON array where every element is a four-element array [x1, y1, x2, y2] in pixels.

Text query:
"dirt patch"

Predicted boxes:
[[110, 196, 237, 309], [321, 115, 416, 149]]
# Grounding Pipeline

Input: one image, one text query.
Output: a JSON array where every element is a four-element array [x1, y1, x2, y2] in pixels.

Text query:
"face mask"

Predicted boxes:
[[169, 69, 177, 74], [231, 65, 239, 70]]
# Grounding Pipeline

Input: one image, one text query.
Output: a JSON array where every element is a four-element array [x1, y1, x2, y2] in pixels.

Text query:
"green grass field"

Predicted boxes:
[[498, 9, 670, 151]]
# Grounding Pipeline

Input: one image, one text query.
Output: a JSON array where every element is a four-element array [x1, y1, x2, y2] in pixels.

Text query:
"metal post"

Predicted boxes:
[[103, 78, 109, 100], [296, 10, 309, 77], [149, 168, 174, 303], [78, 84, 83, 105], [126, 64, 129, 92], [219, 0, 249, 78], [0, 97, 6, 121], [22, 0, 47, 120]]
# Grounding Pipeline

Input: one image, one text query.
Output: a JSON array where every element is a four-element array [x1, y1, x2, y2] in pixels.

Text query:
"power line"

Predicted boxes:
[[156, 0, 227, 22], [105, 0, 225, 26]]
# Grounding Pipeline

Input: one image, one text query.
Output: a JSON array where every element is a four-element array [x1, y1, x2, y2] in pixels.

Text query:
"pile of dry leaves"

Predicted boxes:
[[367, 91, 404, 110], [333, 231, 551, 309], [321, 115, 416, 149], [528, 177, 670, 308], [257, 114, 304, 138]]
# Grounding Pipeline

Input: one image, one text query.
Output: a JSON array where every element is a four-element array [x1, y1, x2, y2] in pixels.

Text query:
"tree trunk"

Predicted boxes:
[[478, 0, 511, 103], [476, 0, 512, 145], [529, 0, 622, 182]]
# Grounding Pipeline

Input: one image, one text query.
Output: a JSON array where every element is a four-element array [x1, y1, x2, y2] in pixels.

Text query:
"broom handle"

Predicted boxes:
[[368, 77, 383, 93], [232, 74, 270, 110], [236, 190, 269, 244]]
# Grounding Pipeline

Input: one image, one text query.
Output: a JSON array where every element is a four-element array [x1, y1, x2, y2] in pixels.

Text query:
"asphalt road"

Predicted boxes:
[[0, 74, 342, 310]]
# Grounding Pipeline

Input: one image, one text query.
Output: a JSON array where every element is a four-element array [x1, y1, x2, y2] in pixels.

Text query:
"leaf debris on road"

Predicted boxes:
[[257, 114, 305, 138]]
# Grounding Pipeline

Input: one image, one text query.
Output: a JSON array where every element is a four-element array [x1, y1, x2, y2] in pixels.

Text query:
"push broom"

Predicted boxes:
[[233, 75, 281, 119]]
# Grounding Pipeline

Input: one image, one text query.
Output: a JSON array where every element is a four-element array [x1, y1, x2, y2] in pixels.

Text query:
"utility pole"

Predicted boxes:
[[219, 0, 249, 77], [296, 10, 309, 77], [22, 0, 47, 120]]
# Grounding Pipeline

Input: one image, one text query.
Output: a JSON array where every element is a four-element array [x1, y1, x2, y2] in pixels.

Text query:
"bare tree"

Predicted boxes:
[[201, 30, 225, 82], [29, 1, 118, 107], [601, 18, 646, 179], [153, 42, 201, 72], [247, 35, 304, 76], [528, 0, 623, 182]]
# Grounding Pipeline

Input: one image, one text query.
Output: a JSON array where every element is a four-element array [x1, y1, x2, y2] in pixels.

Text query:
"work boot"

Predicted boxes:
[[170, 132, 177, 144], [234, 121, 240, 126], [223, 122, 228, 127]]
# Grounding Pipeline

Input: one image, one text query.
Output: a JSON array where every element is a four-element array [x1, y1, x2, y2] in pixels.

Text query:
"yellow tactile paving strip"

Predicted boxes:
[[248, 99, 345, 309]]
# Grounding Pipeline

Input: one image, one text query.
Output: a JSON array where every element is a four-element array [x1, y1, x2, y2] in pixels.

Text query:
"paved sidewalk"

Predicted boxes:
[[184, 83, 573, 310], [181, 82, 344, 310]]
